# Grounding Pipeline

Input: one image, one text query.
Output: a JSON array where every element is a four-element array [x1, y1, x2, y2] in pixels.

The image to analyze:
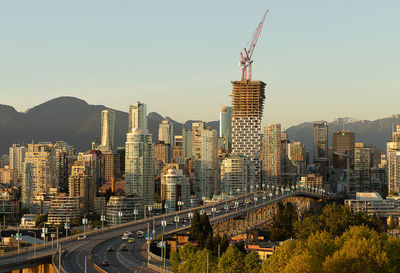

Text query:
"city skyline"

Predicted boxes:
[[1, 1, 399, 128]]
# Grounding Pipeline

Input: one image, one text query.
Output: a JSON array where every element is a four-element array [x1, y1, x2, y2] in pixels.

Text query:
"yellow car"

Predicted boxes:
[[128, 238, 135, 243]]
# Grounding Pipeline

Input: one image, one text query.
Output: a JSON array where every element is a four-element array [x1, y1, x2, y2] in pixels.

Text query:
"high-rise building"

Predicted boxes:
[[129, 102, 147, 132], [9, 144, 26, 181], [125, 128, 154, 205], [105, 195, 143, 225], [173, 135, 184, 160], [53, 141, 76, 193], [262, 124, 282, 187], [47, 193, 81, 225], [313, 121, 329, 162], [158, 119, 174, 145], [68, 161, 91, 213], [220, 154, 252, 196], [161, 168, 190, 213], [288, 141, 307, 175], [352, 143, 372, 195], [182, 126, 193, 158], [104, 153, 120, 183], [192, 122, 218, 199], [332, 132, 355, 169], [220, 106, 232, 150], [387, 126, 400, 195], [231, 80, 266, 188], [23, 143, 53, 206], [155, 141, 171, 165], [100, 110, 115, 153]]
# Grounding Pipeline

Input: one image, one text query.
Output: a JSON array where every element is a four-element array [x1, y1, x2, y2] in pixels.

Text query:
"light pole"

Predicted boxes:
[[16, 224, 21, 253], [211, 206, 216, 218], [161, 218, 167, 270], [118, 211, 123, 226], [101, 211, 105, 229], [177, 201, 184, 212], [28, 231, 36, 258], [188, 212, 193, 225], [254, 196, 258, 206], [174, 214, 179, 230], [82, 215, 88, 236], [64, 221, 70, 238], [42, 224, 47, 244], [235, 201, 239, 212], [134, 207, 138, 221], [147, 206, 153, 219]]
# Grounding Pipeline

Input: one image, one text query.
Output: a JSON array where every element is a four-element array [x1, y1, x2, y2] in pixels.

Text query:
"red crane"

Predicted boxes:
[[239, 10, 269, 81]]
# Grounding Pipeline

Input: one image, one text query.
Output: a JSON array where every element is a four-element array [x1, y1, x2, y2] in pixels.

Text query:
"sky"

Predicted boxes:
[[0, 0, 399, 129]]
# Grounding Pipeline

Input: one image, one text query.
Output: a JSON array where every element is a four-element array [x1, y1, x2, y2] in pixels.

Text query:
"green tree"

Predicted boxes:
[[217, 245, 245, 273], [384, 236, 400, 273], [260, 240, 297, 273], [35, 214, 48, 227], [170, 249, 181, 273], [282, 251, 315, 273], [318, 203, 352, 236], [294, 215, 321, 240], [269, 202, 297, 241], [245, 251, 262, 273], [192, 249, 217, 273], [305, 231, 336, 266], [189, 210, 202, 241]]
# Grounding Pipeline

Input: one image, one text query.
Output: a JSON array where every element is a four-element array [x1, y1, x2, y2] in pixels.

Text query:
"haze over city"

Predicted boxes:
[[1, 0, 399, 128]]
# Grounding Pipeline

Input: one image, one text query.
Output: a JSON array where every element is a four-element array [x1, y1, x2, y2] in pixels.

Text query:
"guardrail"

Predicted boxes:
[[148, 263, 173, 273]]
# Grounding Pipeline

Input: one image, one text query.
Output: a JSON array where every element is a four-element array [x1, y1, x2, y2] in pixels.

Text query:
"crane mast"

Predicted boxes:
[[240, 10, 269, 81]]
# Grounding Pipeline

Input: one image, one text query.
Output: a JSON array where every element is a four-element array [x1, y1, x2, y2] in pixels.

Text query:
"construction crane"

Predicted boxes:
[[239, 10, 269, 81]]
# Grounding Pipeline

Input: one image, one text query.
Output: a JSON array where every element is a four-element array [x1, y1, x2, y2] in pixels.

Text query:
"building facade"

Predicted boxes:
[[125, 129, 154, 206], [220, 155, 252, 195], [220, 106, 232, 150], [100, 109, 115, 153], [332, 131, 355, 169], [262, 124, 282, 187], [161, 168, 190, 213], [231, 80, 266, 188], [9, 144, 26, 181], [129, 102, 147, 132]]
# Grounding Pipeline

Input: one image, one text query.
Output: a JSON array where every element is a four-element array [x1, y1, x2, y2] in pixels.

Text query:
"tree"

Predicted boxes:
[[268, 202, 297, 241], [170, 249, 180, 273], [318, 203, 352, 236], [217, 245, 245, 273], [192, 249, 217, 273], [305, 231, 336, 266], [282, 251, 315, 273], [245, 251, 262, 273], [260, 240, 297, 273], [294, 215, 321, 240], [384, 236, 400, 273], [189, 210, 202, 241], [35, 214, 48, 227]]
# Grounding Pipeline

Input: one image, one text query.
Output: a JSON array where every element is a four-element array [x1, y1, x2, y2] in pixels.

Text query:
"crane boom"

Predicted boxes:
[[240, 10, 269, 81]]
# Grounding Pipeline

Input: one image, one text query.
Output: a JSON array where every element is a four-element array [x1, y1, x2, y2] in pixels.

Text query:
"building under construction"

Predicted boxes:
[[231, 80, 266, 189]]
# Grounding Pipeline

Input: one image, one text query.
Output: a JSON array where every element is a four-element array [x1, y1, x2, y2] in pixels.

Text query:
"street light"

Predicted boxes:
[[254, 196, 258, 206], [161, 218, 167, 270], [174, 214, 180, 230], [177, 201, 184, 211], [28, 231, 36, 258], [64, 221, 70, 238], [234, 201, 239, 212], [188, 212, 193, 225], [133, 207, 138, 221], [118, 211, 123, 226], [147, 206, 153, 218], [82, 215, 88, 236], [211, 207, 216, 218], [101, 214, 106, 229]]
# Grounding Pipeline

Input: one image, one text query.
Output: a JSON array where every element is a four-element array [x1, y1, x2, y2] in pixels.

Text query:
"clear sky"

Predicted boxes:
[[1, 0, 399, 128]]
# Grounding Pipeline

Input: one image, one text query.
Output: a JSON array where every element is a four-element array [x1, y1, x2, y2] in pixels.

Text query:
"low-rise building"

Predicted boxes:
[[20, 214, 37, 228], [47, 194, 81, 225], [345, 192, 400, 217]]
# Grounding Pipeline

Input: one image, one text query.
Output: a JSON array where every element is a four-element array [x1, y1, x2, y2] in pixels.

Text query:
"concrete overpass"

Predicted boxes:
[[0, 187, 334, 273]]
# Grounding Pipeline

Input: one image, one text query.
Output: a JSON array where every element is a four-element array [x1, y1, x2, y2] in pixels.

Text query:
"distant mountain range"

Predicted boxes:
[[286, 115, 400, 152], [0, 96, 398, 155], [0, 97, 219, 154]]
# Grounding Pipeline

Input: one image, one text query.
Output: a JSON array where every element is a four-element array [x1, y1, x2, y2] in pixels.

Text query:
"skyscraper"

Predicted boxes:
[[220, 106, 232, 150], [129, 101, 147, 131], [262, 124, 282, 186], [220, 154, 252, 196], [313, 121, 329, 162], [387, 125, 400, 194], [332, 132, 355, 169], [100, 109, 115, 153], [9, 144, 26, 181], [192, 122, 218, 199], [353, 143, 372, 194], [182, 126, 193, 158], [158, 119, 174, 145], [231, 80, 266, 188], [161, 167, 190, 213], [125, 128, 154, 205]]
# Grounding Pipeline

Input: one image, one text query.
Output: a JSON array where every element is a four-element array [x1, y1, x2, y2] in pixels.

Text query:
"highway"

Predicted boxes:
[[0, 188, 329, 273]]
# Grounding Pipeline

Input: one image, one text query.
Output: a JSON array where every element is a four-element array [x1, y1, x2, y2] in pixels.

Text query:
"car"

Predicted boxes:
[[128, 238, 135, 243], [102, 260, 110, 266], [107, 246, 114, 252], [136, 231, 144, 238], [122, 235, 129, 240], [120, 243, 128, 251], [124, 231, 132, 237], [77, 235, 87, 241]]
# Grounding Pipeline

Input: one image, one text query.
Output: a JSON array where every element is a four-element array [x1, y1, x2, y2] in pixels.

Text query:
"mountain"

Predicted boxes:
[[286, 115, 400, 153], [0, 97, 219, 154]]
